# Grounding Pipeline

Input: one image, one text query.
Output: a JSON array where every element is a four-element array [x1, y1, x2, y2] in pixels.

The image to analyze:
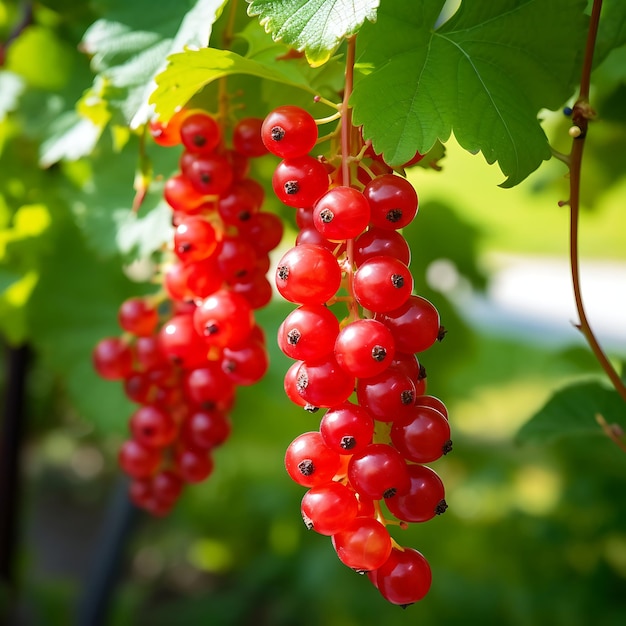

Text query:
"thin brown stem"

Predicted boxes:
[[567, 0, 626, 402], [341, 36, 360, 322]]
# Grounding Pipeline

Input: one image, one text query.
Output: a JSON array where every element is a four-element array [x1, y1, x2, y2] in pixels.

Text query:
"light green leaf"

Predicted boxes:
[[150, 47, 315, 122], [0, 71, 25, 120], [246, 0, 379, 67], [516, 381, 626, 445], [79, 0, 228, 127], [39, 110, 103, 168], [352, 0, 589, 187]]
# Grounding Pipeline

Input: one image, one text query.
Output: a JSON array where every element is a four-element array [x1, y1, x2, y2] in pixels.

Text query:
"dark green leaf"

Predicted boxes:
[[352, 0, 588, 187], [593, 0, 626, 68], [516, 380, 626, 445], [246, 0, 379, 67]]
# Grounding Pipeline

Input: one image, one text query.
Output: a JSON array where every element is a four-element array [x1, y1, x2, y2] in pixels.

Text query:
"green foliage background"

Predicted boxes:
[[1, 0, 626, 624]]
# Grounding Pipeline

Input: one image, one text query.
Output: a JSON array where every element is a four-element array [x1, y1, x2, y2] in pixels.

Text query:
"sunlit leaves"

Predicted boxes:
[[246, 0, 378, 66], [516, 381, 625, 445], [351, 0, 589, 187]]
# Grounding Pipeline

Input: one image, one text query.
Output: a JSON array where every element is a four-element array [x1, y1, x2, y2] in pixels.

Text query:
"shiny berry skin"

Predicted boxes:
[[312, 186, 370, 242], [285, 431, 341, 488], [363, 174, 418, 230], [221, 337, 269, 386], [232, 117, 268, 157], [272, 156, 329, 208], [385, 463, 447, 523], [159, 314, 209, 369], [319, 402, 375, 455], [301, 482, 359, 535], [354, 227, 411, 267], [179, 111, 222, 154], [93, 337, 134, 380], [193, 289, 254, 348], [353, 256, 413, 313], [174, 447, 214, 483], [129, 405, 177, 448], [186, 153, 234, 196], [163, 173, 207, 213], [275, 244, 341, 305], [390, 405, 452, 463], [334, 318, 395, 378], [118, 439, 161, 479], [372, 547, 432, 606], [174, 217, 219, 264], [294, 358, 355, 409], [262, 105, 318, 158], [148, 108, 188, 147], [277, 304, 340, 363], [356, 367, 417, 422], [375, 295, 441, 353], [347, 443, 411, 500], [118, 297, 159, 337], [332, 516, 392, 571], [180, 408, 231, 450]]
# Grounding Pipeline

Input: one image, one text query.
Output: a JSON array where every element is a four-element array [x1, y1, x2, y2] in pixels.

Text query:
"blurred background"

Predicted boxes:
[[1, 1, 626, 625]]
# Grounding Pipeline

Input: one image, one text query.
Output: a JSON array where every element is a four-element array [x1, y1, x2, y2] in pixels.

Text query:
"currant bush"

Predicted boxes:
[[93, 106, 281, 516], [266, 94, 450, 607]]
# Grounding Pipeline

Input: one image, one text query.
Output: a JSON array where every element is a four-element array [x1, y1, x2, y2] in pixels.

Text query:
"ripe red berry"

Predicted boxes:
[[272, 156, 329, 208], [262, 105, 318, 158]]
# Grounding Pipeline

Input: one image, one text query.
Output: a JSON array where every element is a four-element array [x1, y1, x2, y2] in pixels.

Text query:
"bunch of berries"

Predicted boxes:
[[92, 108, 282, 515], [263, 103, 451, 606]]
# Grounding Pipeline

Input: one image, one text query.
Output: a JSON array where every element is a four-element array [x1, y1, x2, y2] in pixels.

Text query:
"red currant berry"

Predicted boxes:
[[129, 405, 177, 448], [93, 337, 134, 380], [374, 295, 441, 353], [285, 431, 341, 487], [233, 117, 268, 157], [348, 443, 411, 500], [313, 186, 370, 241], [353, 256, 413, 313], [374, 547, 432, 606], [390, 405, 452, 463], [275, 244, 341, 305], [301, 482, 359, 535], [334, 318, 395, 378], [385, 463, 447, 523], [364, 174, 418, 230], [179, 111, 221, 154], [193, 289, 254, 348], [262, 105, 318, 158], [319, 402, 375, 455], [278, 304, 340, 363], [272, 156, 329, 208], [332, 516, 392, 571]]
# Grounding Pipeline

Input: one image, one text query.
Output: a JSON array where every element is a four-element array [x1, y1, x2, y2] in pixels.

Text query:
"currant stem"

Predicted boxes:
[[341, 36, 360, 323], [567, 0, 626, 403]]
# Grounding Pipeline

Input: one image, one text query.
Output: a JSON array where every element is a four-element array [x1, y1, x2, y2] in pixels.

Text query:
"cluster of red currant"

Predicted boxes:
[[92, 108, 282, 515], [264, 104, 451, 606]]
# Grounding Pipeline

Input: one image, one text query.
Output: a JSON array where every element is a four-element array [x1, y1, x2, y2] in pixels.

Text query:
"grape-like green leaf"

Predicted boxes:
[[150, 47, 316, 122], [352, 0, 589, 187], [594, 0, 626, 68], [246, 0, 379, 67], [79, 0, 228, 128], [516, 381, 626, 445]]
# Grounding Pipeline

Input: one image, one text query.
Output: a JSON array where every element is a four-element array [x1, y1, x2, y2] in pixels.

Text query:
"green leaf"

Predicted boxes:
[[0, 71, 25, 120], [150, 47, 315, 122], [39, 110, 103, 167], [516, 380, 626, 445], [246, 0, 379, 67], [352, 0, 589, 187], [79, 0, 228, 127], [593, 0, 626, 68]]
